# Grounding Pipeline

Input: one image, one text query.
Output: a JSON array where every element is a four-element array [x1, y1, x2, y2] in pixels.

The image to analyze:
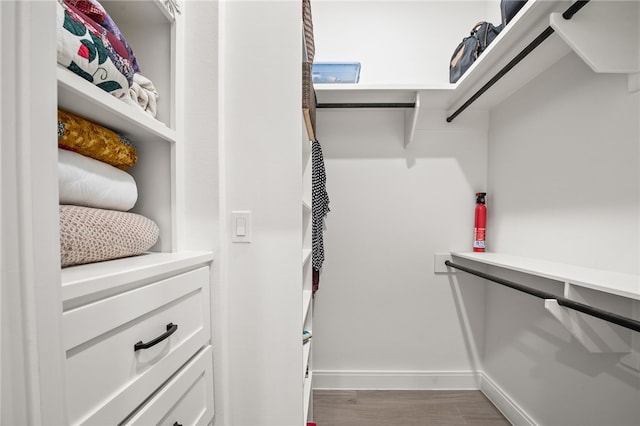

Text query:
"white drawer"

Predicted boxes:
[[123, 346, 214, 426], [64, 266, 210, 425]]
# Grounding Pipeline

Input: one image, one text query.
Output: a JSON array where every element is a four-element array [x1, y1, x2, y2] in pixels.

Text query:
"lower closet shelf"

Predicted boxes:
[[451, 252, 639, 300], [448, 252, 639, 353]]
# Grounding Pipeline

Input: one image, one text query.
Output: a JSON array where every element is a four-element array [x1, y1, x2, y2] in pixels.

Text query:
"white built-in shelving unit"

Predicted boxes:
[[302, 135, 313, 422], [1, 1, 215, 424], [58, 0, 178, 255], [302, 76, 314, 426], [302, 3, 315, 421], [315, 0, 640, 146], [58, 1, 215, 423]]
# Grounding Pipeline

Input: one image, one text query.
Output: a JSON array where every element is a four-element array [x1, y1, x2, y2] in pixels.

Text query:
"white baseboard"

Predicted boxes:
[[312, 370, 480, 390], [312, 369, 536, 426], [478, 372, 536, 426]]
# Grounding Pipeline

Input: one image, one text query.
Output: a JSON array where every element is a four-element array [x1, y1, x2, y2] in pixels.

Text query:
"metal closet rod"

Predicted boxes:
[[316, 102, 415, 109], [444, 260, 640, 333], [446, 0, 591, 123]]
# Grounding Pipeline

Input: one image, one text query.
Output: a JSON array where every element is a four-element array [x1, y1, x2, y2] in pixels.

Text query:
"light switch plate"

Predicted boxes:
[[231, 211, 251, 243], [434, 253, 453, 273]]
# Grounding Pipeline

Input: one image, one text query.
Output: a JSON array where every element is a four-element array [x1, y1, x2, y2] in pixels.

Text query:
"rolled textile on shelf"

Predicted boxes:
[[58, 109, 137, 170], [302, 60, 316, 139], [302, 0, 315, 62], [59, 205, 159, 267], [58, 149, 138, 211], [129, 73, 159, 118]]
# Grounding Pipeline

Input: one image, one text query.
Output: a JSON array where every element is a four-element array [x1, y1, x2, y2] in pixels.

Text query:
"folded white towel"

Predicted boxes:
[[58, 149, 138, 211]]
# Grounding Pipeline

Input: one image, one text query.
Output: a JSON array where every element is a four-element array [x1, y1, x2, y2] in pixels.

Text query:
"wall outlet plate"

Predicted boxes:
[[434, 253, 453, 273]]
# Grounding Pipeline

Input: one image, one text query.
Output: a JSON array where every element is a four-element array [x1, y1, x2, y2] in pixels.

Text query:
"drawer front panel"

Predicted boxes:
[[123, 346, 214, 426], [64, 267, 209, 425]]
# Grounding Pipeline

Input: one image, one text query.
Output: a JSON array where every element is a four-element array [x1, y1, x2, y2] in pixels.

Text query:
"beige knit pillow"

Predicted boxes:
[[60, 205, 159, 267]]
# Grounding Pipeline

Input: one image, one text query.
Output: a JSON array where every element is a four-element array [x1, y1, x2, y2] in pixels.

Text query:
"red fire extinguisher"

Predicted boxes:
[[473, 192, 487, 252]]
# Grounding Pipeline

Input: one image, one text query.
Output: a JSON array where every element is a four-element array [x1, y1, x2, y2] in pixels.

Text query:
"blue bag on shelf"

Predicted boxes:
[[312, 62, 361, 83], [449, 22, 503, 83], [501, 0, 528, 26]]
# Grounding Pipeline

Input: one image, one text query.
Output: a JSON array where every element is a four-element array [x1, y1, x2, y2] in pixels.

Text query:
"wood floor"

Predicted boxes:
[[312, 390, 511, 426]]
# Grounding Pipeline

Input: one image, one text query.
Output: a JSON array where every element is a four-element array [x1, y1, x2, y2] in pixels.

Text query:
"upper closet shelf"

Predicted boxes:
[[315, 0, 639, 146], [58, 66, 177, 145], [451, 252, 640, 301], [314, 0, 572, 110]]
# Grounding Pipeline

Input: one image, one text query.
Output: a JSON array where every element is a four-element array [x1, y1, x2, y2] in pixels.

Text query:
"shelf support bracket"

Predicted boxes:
[[549, 1, 639, 75], [544, 283, 633, 353], [404, 92, 420, 147]]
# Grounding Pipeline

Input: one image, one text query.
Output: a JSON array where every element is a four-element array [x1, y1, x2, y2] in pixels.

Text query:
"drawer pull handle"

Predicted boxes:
[[134, 323, 178, 351], [173, 423, 182, 426]]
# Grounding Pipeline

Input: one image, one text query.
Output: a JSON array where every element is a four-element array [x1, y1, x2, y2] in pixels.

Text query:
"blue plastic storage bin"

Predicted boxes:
[[312, 62, 361, 83]]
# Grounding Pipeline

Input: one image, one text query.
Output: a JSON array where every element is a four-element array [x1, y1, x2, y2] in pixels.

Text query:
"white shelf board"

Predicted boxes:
[[303, 340, 312, 382], [303, 289, 313, 322], [303, 371, 313, 421], [303, 249, 312, 266], [61, 251, 214, 304], [57, 66, 177, 144], [315, 83, 451, 106], [451, 252, 640, 301]]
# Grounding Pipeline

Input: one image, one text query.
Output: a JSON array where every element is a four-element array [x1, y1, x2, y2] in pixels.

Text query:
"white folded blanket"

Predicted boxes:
[[58, 149, 138, 211]]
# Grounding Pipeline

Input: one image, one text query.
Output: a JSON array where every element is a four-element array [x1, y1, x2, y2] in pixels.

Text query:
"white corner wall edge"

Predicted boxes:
[[312, 370, 480, 390], [479, 372, 537, 426]]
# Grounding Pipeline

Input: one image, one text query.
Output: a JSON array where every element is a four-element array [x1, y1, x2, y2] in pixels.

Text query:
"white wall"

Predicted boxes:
[[183, 1, 220, 257], [310, 2, 640, 424], [482, 52, 640, 426], [311, 0, 496, 389], [219, 1, 304, 424], [488, 53, 639, 275], [312, 108, 489, 388], [312, 0, 501, 84], [181, 1, 224, 423]]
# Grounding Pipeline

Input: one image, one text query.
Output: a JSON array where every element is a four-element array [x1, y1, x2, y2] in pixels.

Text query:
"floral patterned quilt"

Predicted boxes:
[[56, 0, 134, 101]]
